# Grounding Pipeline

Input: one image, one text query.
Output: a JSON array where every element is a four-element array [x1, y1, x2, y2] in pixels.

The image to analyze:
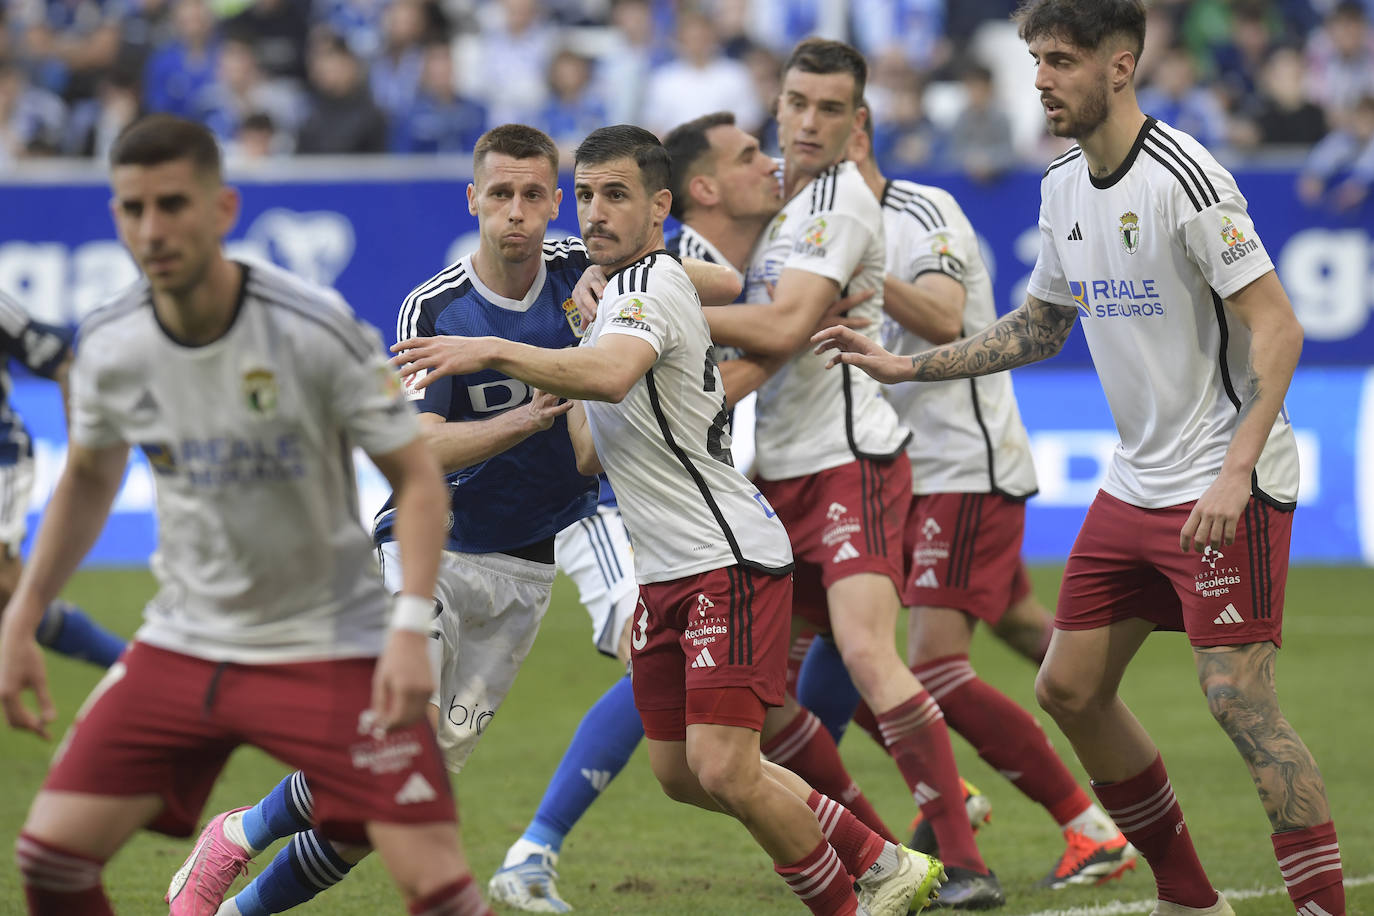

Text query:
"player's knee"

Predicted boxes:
[[16, 832, 104, 895], [651, 767, 701, 805], [1034, 665, 1094, 723]]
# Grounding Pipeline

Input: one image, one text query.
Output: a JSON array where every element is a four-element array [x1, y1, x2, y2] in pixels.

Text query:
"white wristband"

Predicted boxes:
[[389, 593, 434, 633]]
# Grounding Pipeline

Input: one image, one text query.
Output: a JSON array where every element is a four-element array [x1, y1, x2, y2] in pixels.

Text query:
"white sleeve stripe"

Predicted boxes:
[[885, 184, 945, 228], [396, 263, 468, 342]]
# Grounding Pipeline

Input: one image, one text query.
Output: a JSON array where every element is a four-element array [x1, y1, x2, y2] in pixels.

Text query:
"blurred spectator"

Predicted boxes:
[[736, 0, 824, 57], [744, 44, 782, 154], [1134, 3, 1178, 90], [143, 0, 219, 118], [470, 0, 557, 124], [1232, 46, 1327, 148], [225, 110, 288, 164], [1298, 94, 1374, 211], [942, 0, 1016, 52], [370, 0, 427, 117], [536, 48, 605, 160], [116, 0, 177, 78], [195, 36, 302, 142], [314, 0, 390, 60], [869, 77, 940, 171], [1306, 1, 1374, 126], [596, 0, 667, 126], [947, 63, 1015, 181], [296, 33, 387, 153], [643, 8, 762, 137], [1210, 2, 1275, 111], [16, 0, 122, 100], [65, 65, 141, 157], [222, 0, 311, 85], [1137, 45, 1228, 148], [390, 41, 485, 153], [850, 0, 945, 72], [0, 58, 67, 163]]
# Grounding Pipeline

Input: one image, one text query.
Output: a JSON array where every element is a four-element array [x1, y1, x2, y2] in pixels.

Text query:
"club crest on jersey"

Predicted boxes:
[[1118, 211, 1140, 255], [242, 368, 279, 417], [561, 297, 588, 338], [767, 213, 787, 241]]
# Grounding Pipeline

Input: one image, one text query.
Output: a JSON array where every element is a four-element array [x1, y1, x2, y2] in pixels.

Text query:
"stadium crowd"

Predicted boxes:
[[2, 0, 1374, 194]]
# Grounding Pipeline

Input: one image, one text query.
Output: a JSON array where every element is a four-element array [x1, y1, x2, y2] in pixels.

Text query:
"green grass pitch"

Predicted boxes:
[[2, 566, 1370, 914]]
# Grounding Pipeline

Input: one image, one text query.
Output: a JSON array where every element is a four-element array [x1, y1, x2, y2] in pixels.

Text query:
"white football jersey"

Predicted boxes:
[[582, 250, 793, 584], [744, 160, 910, 480], [1027, 117, 1298, 509], [878, 180, 1037, 498], [68, 259, 417, 663]]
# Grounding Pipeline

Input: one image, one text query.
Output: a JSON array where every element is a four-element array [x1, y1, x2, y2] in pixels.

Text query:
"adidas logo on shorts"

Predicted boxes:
[[394, 772, 437, 805], [691, 647, 718, 669], [832, 542, 861, 563], [1213, 603, 1244, 625], [913, 569, 939, 589]]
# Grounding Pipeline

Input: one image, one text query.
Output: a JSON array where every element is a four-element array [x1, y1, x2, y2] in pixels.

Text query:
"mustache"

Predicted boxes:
[[584, 225, 619, 241]]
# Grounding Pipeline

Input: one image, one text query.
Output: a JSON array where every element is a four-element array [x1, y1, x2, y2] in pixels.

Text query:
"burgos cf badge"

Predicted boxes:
[[561, 297, 587, 338], [242, 368, 279, 417], [1118, 211, 1140, 255]]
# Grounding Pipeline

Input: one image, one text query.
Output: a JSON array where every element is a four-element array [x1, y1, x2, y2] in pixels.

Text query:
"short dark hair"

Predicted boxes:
[[663, 111, 736, 219], [1014, 0, 1146, 61], [574, 124, 671, 194], [473, 123, 560, 180], [109, 114, 222, 179], [782, 38, 867, 107]]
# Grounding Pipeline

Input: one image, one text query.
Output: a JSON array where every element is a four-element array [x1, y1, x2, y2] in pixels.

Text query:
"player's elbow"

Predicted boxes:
[[751, 324, 808, 357], [590, 370, 638, 404], [924, 319, 962, 346]]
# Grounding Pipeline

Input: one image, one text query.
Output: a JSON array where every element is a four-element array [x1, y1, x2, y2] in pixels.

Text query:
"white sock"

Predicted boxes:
[[220, 811, 262, 857], [1063, 804, 1121, 843], [857, 842, 903, 887]]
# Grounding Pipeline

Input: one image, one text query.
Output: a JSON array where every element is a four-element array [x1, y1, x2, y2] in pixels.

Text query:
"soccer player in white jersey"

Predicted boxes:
[[814, 3, 1344, 914], [698, 39, 1003, 906], [0, 115, 495, 916], [395, 124, 943, 916], [840, 111, 1136, 887]]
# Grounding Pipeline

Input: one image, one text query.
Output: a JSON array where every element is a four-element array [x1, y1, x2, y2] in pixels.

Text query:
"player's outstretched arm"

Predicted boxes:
[[813, 294, 1076, 383], [393, 334, 656, 404], [0, 441, 128, 738], [368, 437, 446, 729], [1179, 271, 1303, 552], [681, 258, 743, 307], [565, 401, 602, 476], [703, 268, 847, 357], [416, 390, 573, 474]]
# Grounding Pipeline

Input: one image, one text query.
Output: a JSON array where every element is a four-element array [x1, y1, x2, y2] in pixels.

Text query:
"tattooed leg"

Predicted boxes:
[[1195, 642, 1332, 831]]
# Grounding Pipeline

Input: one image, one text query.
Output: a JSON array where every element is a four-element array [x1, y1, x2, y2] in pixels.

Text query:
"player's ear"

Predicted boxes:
[[466, 182, 477, 216], [651, 187, 671, 225], [689, 173, 717, 208], [552, 186, 562, 219], [1110, 46, 1137, 92], [214, 185, 240, 238]]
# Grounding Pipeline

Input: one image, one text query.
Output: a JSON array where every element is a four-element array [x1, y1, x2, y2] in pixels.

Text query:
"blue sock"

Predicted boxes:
[[231, 829, 355, 916], [35, 600, 126, 667], [242, 772, 313, 852], [796, 634, 862, 744], [521, 674, 642, 853]]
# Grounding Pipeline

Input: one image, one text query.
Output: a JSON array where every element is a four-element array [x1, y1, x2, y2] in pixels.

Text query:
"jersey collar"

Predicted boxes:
[[1087, 116, 1157, 190]]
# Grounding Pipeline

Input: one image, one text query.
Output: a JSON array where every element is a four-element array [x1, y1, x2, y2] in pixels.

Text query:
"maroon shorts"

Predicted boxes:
[[44, 642, 455, 844], [902, 492, 1032, 623], [631, 566, 792, 741], [1057, 491, 1293, 648], [758, 455, 911, 632]]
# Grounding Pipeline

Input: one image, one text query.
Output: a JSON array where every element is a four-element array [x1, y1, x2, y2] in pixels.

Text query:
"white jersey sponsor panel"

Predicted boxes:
[[583, 251, 793, 583], [1026, 118, 1299, 509], [878, 180, 1037, 498], [744, 161, 910, 480], [68, 259, 417, 663]]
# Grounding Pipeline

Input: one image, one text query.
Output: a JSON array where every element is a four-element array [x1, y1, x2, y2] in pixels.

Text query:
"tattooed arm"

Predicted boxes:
[[811, 294, 1077, 385]]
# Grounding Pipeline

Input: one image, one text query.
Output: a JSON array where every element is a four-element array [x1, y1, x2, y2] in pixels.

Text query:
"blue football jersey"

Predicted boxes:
[[373, 239, 600, 554], [0, 290, 72, 465]]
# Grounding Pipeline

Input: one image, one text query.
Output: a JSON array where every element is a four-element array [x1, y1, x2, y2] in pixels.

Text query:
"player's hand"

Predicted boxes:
[[1180, 469, 1252, 552], [810, 326, 912, 384], [526, 388, 573, 431], [372, 630, 434, 730], [390, 335, 495, 388], [813, 288, 874, 336], [573, 264, 607, 323], [0, 636, 56, 739]]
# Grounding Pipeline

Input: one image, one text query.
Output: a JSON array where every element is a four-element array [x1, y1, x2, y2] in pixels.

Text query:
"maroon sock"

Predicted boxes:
[[407, 875, 495, 916], [775, 838, 859, 915], [1092, 754, 1215, 909], [15, 833, 112, 916], [852, 699, 884, 748], [806, 789, 887, 878], [914, 655, 1091, 826], [764, 707, 897, 842], [876, 691, 986, 872], [1274, 821, 1344, 915]]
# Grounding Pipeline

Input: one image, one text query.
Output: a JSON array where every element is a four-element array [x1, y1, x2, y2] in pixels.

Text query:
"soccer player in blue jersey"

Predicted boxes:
[[171, 124, 742, 916], [0, 290, 126, 669]]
